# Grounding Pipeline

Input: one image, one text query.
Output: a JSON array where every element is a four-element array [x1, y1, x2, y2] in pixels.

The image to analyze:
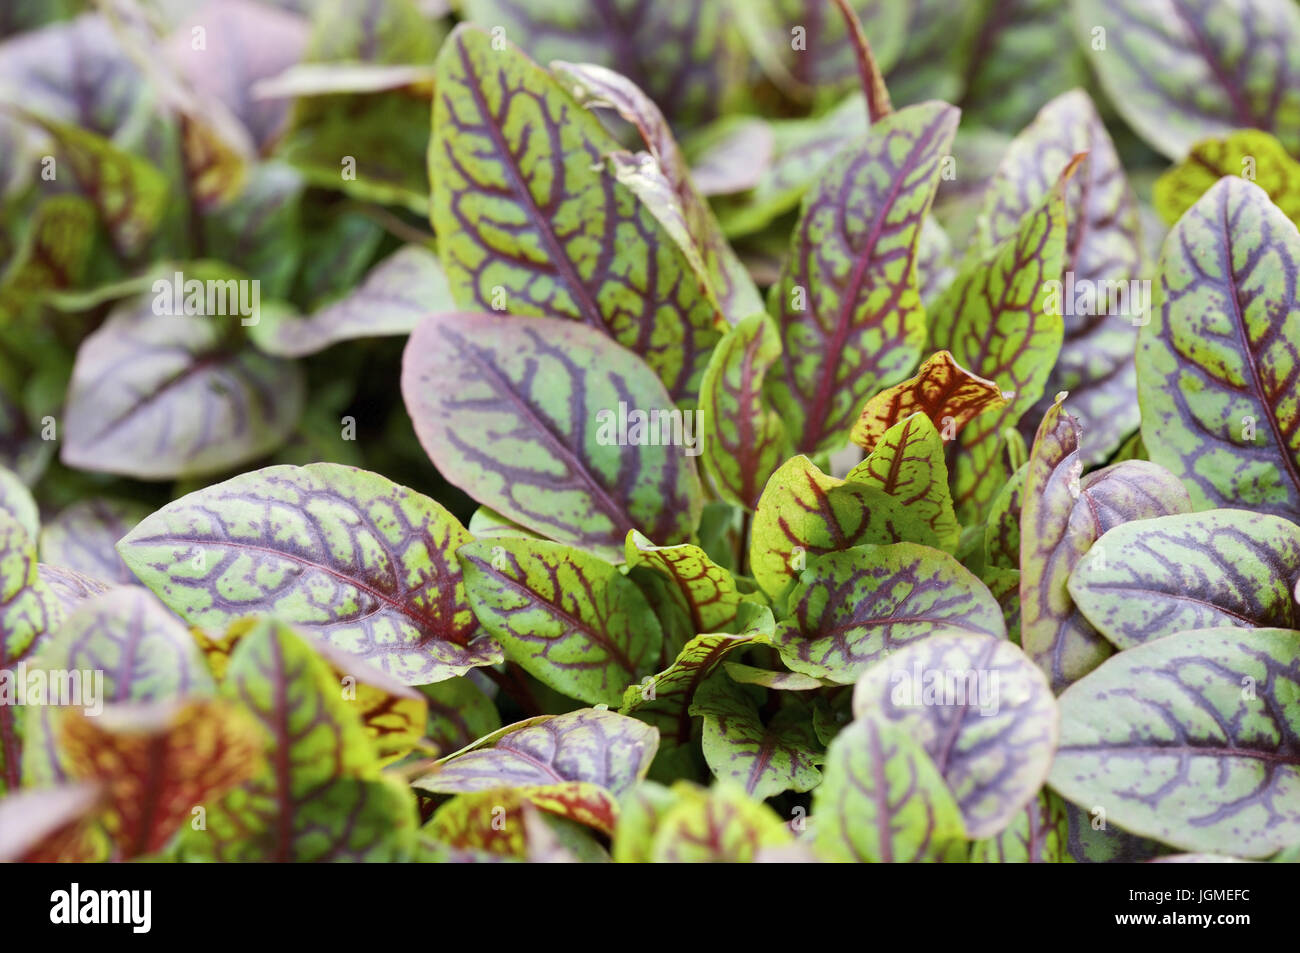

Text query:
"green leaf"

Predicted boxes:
[[403, 311, 702, 561], [61, 296, 304, 480], [697, 312, 788, 510], [21, 585, 215, 789], [430, 24, 725, 402], [178, 619, 419, 861], [252, 244, 452, 357], [1049, 627, 1300, 858], [1138, 177, 1300, 521], [0, 195, 95, 315], [420, 677, 502, 757], [458, 537, 662, 706], [415, 708, 657, 832], [1154, 129, 1300, 227], [777, 544, 1005, 684], [981, 89, 1144, 465], [624, 530, 742, 636], [648, 780, 792, 862], [845, 413, 960, 551], [690, 677, 822, 801], [768, 101, 959, 455], [749, 455, 943, 601], [1068, 509, 1300, 649], [1073, 0, 1300, 159], [117, 462, 500, 684], [984, 462, 1027, 570], [929, 158, 1073, 520], [39, 498, 152, 585], [1020, 396, 1192, 689], [0, 509, 65, 792], [852, 632, 1059, 837], [812, 711, 968, 862], [970, 790, 1071, 863]]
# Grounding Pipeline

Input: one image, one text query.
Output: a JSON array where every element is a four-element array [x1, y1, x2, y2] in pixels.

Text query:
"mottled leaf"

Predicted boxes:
[[458, 537, 661, 706], [812, 711, 968, 862], [1073, 0, 1300, 158], [61, 297, 304, 480], [845, 413, 960, 552], [59, 699, 263, 858], [970, 789, 1071, 863], [929, 159, 1073, 519], [430, 24, 725, 401], [1155, 130, 1300, 227], [118, 462, 500, 684], [1069, 509, 1300, 649], [624, 530, 742, 636], [750, 454, 942, 600], [852, 632, 1059, 838], [402, 311, 702, 561], [0, 465, 37, 540], [690, 677, 822, 800], [768, 101, 959, 455], [985, 462, 1027, 570], [1050, 627, 1300, 858], [649, 780, 792, 862], [1138, 177, 1300, 521], [778, 544, 1005, 684], [849, 350, 1007, 454], [697, 313, 788, 511]]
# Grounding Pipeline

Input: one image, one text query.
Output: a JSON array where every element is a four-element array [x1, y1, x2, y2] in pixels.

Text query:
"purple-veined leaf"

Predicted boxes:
[[252, 244, 452, 357], [458, 0, 746, 126], [689, 676, 822, 801], [984, 461, 1027, 570], [458, 537, 661, 706], [778, 543, 1005, 684], [61, 295, 304, 480], [0, 465, 37, 540], [970, 790, 1071, 863], [414, 707, 658, 832], [1138, 177, 1300, 522], [553, 60, 763, 324], [1020, 396, 1192, 690], [39, 498, 151, 585], [58, 699, 264, 859], [0, 510, 66, 794], [38, 565, 112, 614], [402, 311, 703, 561], [430, 24, 726, 402], [177, 619, 419, 861], [624, 530, 742, 637], [697, 312, 788, 511], [848, 349, 1007, 454], [845, 413, 960, 552], [117, 462, 500, 685], [759, 0, 907, 100], [982, 89, 1145, 465], [852, 632, 1059, 838], [425, 787, 607, 860], [1073, 0, 1300, 159], [1062, 800, 1172, 862], [610, 780, 676, 863], [767, 101, 959, 455], [1154, 129, 1300, 226], [163, 0, 308, 151], [723, 662, 825, 692], [619, 616, 772, 752], [1050, 627, 1300, 858], [812, 711, 968, 862], [1068, 509, 1300, 649], [648, 780, 792, 862], [929, 157, 1075, 520], [21, 585, 214, 789], [749, 454, 943, 600]]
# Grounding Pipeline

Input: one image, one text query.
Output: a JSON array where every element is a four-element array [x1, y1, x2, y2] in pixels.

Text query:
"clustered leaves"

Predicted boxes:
[[2, 0, 1300, 864]]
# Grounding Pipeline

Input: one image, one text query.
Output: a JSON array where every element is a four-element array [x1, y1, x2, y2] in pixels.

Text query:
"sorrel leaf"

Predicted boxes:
[[39, 498, 152, 585], [1154, 130, 1300, 227], [624, 531, 742, 637], [402, 311, 702, 562], [970, 790, 1070, 863], [1068, 509, 1300, 649], [117, 463, 500, 684]]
